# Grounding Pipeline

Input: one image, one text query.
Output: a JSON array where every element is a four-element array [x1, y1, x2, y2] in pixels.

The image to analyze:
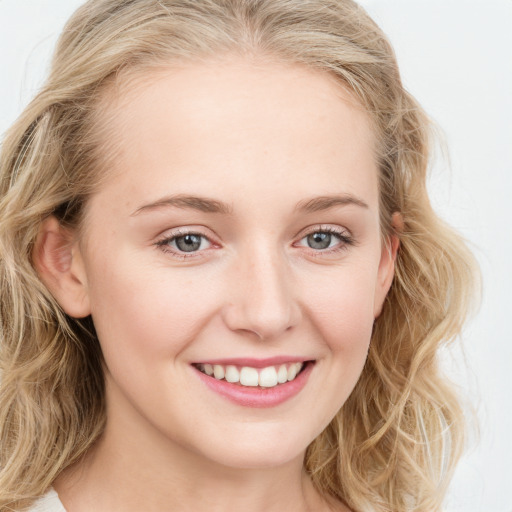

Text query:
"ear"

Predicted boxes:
[[373, 212, 402, 318], [32, 216, 91, 318]]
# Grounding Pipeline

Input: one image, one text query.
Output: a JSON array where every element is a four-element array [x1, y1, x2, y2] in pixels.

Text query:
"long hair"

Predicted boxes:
[[0, 1, 478, 510]]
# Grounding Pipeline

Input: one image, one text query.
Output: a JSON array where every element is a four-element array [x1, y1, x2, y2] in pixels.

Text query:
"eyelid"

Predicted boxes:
[[153, 223, 355, 260], [296, 223, 352, 238], [293, 224, 355, 253], [294, 224, 352, 242], [154, 227, 218, 259]]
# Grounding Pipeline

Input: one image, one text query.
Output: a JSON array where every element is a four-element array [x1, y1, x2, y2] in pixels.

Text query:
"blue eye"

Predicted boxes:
[[155, 226, 353, 260], [156, 232, 211, 256], [306, 232, 334, 250], [298, 228, 353, 252], [174, 234, 205, 252]]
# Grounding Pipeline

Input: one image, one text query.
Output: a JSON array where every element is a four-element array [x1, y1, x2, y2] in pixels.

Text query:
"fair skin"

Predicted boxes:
[[34, 56, 399, 512]]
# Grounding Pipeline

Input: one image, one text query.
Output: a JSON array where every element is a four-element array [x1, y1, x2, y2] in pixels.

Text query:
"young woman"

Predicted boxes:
[[0, 1, 478, 511]]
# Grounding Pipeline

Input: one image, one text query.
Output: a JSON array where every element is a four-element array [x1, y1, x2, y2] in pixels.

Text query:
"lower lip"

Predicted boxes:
[[193, 362, 314, 408]]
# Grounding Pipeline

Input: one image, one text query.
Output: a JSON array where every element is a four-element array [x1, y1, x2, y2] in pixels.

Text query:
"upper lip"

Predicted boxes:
[[192, 356, 314, 368]]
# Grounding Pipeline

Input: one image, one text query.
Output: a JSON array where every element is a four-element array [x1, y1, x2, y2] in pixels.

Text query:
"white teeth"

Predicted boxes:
[[259, 366, 278, 387], [287, 364, 297, 381], [225, 365, 239, 383], [287, 362, 303, 381], [199, 361, 307, 387], [213, 365, 225, 380], [240, 367, 259, 386], [277, 364, 288, 384]]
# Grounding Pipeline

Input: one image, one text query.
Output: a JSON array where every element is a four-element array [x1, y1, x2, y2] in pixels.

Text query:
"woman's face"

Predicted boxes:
[[71, 57, 396, 469]]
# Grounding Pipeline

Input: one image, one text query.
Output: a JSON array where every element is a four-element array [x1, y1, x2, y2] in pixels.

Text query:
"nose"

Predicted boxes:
[[221, 245, 302, 340]]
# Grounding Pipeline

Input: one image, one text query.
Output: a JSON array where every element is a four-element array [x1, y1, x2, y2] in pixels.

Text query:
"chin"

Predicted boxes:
[[195, 428, 311, 470]]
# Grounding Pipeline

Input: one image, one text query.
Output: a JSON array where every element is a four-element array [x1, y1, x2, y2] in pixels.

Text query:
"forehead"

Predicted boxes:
[[89, 56, 379, 218]]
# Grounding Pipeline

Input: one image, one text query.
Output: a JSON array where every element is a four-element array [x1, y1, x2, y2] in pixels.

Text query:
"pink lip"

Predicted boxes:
[[192, 356, 311, 368], [193, 361, 314, 408]]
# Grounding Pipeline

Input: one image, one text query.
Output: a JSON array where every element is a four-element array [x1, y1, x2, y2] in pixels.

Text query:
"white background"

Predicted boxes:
[[0, 1, 510, 511]]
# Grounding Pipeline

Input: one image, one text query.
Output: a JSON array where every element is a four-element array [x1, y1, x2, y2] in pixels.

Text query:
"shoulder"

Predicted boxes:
[[26, 489, 67, 512]]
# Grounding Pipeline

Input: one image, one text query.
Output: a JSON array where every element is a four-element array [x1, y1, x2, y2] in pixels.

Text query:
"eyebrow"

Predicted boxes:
[[294, 194, 369, 213], [131, 194, 233, 216], [131, 193, 369, 217]]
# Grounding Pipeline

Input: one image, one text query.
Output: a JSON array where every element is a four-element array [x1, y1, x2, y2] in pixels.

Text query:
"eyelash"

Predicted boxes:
[[154, 229, 213, 260], [295, 226, 355, 255], [154, 226, 355, 260]]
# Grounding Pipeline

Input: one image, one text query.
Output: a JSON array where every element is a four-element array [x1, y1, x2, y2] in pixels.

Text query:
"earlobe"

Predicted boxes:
[[374, 212, 402, 318], [32, 216, 91, 318]]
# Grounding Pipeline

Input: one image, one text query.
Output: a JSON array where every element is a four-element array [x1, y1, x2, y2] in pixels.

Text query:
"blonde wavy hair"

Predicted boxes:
[[0, 1, 478, 510]]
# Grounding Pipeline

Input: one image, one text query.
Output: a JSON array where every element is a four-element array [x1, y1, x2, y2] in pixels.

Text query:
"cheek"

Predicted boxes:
[[288, 265, 378, 435], [305, 264, 377, 349], [85, 255, 221, 367]]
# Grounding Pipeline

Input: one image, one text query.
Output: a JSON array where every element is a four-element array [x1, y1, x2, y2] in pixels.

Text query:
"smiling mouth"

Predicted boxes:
[[192, 361, 313, 389]]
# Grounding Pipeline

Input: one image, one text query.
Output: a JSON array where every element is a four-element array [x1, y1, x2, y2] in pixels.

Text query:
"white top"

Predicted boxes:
[[27, 489, 67, 512]]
